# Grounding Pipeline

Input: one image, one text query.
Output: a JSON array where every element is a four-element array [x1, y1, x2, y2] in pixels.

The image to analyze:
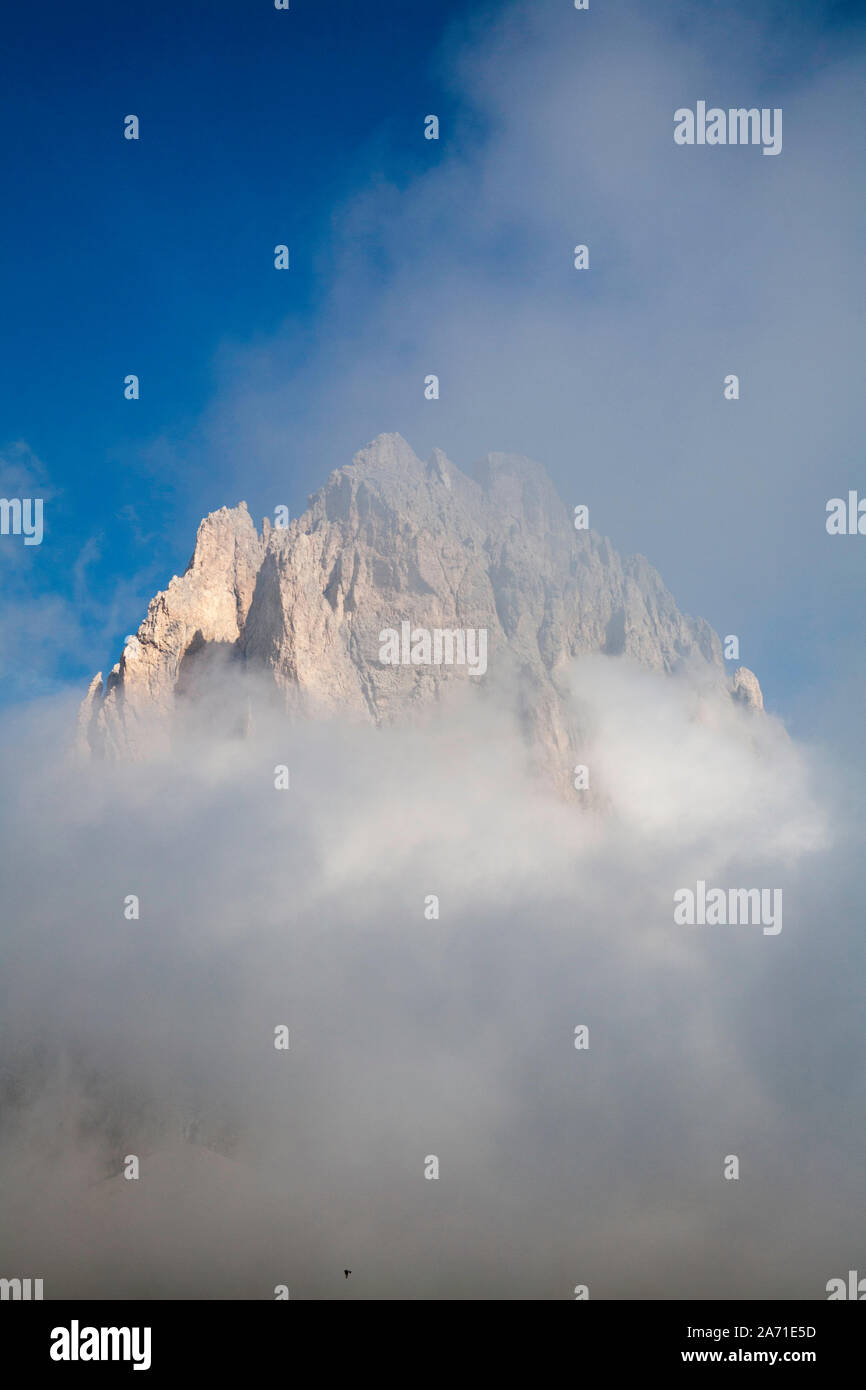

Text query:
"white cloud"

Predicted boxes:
[[0, 656, 857, 1298]]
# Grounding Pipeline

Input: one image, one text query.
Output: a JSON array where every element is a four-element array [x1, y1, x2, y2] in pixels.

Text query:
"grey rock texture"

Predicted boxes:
[[78, 433, 761, 783]]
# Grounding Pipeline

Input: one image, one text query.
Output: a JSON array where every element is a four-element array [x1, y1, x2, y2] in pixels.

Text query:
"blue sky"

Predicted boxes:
[[2, 0, 865, 737]]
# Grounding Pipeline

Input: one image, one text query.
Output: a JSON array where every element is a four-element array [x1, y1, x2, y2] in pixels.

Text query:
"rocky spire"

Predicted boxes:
[[732, 666, 765, 711]]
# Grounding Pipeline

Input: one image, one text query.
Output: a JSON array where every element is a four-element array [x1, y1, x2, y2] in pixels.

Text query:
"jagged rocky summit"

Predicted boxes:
[[77, 433, 762, 784]]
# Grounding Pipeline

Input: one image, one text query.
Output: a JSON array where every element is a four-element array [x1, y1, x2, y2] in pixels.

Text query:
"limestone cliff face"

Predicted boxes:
[[78, 433, 760, 778]]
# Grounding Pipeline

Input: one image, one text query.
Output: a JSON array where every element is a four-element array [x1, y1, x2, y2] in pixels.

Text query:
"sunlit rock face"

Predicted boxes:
[[78, 432, 758, 786]]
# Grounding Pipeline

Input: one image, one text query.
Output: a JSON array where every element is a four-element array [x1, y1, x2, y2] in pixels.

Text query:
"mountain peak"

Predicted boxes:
[[350, 432, 421, 473], [79, 435, 754, 785]]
